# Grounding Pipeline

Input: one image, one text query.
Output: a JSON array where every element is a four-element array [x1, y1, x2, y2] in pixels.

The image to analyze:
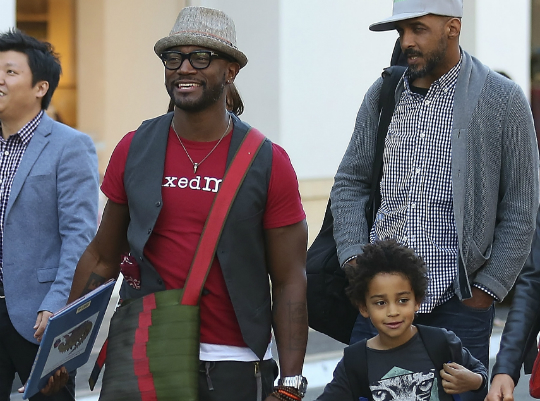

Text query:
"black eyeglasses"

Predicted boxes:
[[160, 50, 223, 70]]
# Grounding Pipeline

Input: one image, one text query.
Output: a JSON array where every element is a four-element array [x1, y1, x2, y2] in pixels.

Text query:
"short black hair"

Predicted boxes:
[[0, 29, 61, 109], [344, 239, 428, 307]]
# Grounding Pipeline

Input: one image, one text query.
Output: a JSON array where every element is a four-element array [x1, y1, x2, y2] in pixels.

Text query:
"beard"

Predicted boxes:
[[167, 75, 226, 112], [404, 36, 448, 82]]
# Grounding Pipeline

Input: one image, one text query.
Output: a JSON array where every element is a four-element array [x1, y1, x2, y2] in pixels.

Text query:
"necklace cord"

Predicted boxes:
[[171, 115, 232, 174]]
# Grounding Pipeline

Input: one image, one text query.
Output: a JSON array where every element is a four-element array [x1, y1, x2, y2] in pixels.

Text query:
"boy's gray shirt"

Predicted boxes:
[[330, 50, 539, 301]]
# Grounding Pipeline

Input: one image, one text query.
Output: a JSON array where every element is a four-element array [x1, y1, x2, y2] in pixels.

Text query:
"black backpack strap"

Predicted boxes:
[[416, 325, 453, 369], [417, 325, 464, 401], [365, 65, 407, 230], [343, 340, 373, 401]]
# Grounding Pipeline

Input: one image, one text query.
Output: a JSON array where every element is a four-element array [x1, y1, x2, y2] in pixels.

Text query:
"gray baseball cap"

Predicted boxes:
[[370, 0, 463, 32]]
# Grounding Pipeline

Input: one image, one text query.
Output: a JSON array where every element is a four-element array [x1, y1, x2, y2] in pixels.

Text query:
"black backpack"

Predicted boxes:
[[306, 63, 406, 344]]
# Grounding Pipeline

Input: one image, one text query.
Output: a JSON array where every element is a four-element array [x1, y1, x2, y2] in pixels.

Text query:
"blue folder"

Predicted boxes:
[[23, 279, 116, 399]]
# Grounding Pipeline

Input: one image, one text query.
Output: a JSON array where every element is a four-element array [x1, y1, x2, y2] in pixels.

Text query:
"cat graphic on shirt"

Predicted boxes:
[[370, 367, 439, 401]]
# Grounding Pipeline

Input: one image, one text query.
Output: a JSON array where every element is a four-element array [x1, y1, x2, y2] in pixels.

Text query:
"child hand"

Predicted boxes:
[[440, 362, 483, 394]]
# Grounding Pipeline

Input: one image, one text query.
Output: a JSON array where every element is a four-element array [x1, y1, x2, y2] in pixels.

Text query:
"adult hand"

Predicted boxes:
[[440, 362, 483, 394], [18, 367, 69, 396], [462, 287, 494, 309], [34, 310, 53, 342], [485, 374, 515, 401]]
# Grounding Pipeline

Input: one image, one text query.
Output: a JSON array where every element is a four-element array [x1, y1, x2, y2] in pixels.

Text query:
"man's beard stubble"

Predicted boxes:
[[168, 76, 226, 113], [404, 36, 447, 82]]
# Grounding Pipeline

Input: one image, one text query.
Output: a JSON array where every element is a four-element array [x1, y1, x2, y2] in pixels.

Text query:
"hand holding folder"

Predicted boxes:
[[22, 279, 116, 399]]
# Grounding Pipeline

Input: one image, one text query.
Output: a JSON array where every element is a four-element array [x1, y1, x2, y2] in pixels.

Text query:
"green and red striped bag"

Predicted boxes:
[[93, 127, 266, 401]]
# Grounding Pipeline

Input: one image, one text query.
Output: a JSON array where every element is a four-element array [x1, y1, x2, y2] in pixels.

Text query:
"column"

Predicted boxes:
[[0, 0, 16, 32]]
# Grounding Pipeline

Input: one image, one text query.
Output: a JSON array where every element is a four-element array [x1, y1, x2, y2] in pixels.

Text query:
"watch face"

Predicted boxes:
[[279, 376, 308, 396]]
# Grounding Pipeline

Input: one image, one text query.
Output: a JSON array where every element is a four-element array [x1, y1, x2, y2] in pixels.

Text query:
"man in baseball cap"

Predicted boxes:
[[328, 1, 538, 400]]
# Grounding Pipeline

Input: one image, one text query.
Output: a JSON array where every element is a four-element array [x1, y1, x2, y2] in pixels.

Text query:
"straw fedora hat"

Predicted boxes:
[[154, 7, 248, 68]]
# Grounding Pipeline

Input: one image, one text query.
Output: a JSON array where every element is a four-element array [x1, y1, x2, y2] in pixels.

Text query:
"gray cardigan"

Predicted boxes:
[[330, 50, 539, 301]]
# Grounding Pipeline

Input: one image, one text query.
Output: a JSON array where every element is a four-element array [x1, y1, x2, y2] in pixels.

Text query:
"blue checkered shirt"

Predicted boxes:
[[371, 57, 488, 313], [0, 110, 43, 282]]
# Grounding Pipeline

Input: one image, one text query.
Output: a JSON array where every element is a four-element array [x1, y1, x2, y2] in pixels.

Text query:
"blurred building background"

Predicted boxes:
[[0, 0, 537, 240]]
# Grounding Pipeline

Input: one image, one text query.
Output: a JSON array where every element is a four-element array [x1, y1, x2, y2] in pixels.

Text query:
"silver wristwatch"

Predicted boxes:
[[278, 375, 308, 397]]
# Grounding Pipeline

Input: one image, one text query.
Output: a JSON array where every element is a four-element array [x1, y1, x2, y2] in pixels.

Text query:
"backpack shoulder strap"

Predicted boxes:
[[417, 325, 463, 401], [417, 324, 452, 369], [374, 65, 406, 171], [344, 340, 373, 401], [366, 65, 406, 229]]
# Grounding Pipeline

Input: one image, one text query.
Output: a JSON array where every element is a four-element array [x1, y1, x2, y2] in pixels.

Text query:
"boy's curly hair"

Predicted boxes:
[[344, 239, 428, 307]]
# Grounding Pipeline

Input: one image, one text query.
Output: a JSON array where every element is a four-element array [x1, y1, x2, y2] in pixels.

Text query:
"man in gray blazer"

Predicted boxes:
[[0, 30, 99, 400], [330, 1, 538, 400]]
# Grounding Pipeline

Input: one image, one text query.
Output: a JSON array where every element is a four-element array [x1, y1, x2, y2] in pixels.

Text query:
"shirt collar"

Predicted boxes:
[[0, 110, 44, 145], [404, 52, 463, 95]]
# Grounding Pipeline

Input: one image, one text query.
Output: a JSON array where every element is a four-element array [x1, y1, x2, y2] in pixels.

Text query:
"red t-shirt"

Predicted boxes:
[[101, 124, 305, 347]]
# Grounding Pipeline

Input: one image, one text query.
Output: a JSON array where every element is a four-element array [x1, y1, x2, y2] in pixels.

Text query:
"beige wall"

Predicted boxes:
[[299, 178, 333, 246], [76, 0, 185, 174]]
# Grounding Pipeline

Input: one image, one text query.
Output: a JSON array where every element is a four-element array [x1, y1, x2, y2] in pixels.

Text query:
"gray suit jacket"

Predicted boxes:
[[2, 113, 99, 343], [331, 50, 539, 301]]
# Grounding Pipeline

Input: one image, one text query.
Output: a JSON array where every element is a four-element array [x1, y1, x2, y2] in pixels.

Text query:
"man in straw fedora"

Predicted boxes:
[[53, 6, 309, 401], [329, 0, 538, 400]]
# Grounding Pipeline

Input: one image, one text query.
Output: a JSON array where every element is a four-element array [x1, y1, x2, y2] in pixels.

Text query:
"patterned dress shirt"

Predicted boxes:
[[370, 58, 468, 313], [0, 110, 43, 282]]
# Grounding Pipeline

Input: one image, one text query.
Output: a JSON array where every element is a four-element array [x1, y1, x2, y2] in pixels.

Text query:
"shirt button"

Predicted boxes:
[[424, 100, 431, 105], [415, 168, 421, 174], [403, 235, 408, 241], [411, 202, 416, 209], [420, 133, 425, 138], [4, 151, 8, 156]]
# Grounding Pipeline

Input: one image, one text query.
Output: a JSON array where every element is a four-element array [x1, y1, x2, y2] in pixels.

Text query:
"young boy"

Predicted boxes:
[[316, 240, 487, 401]]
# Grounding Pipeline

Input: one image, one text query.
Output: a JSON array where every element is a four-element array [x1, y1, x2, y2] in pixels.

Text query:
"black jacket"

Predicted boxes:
[[491, 207, 540, 384], [316, 325, 487, 401]]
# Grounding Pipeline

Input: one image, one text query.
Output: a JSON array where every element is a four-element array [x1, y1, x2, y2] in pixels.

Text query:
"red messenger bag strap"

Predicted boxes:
[[181, 127, 266, 306]]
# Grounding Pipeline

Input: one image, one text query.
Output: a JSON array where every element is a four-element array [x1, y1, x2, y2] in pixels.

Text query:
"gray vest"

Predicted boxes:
[[121, 112, 273, 359]]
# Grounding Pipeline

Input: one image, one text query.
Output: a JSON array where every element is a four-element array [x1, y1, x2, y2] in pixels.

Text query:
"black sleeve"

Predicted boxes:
[[315, 358, 356, 401], [446, 329, 488, 392], [491, 208, 540, 383]]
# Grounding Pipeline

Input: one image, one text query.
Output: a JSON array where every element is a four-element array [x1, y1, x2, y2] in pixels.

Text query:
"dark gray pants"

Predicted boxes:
[[0, 298, 76, 401], [199, 359, 278, 401]]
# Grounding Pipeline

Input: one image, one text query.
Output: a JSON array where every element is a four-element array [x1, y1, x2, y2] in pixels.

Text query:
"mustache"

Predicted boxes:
[[403, 49, 423, 58]]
